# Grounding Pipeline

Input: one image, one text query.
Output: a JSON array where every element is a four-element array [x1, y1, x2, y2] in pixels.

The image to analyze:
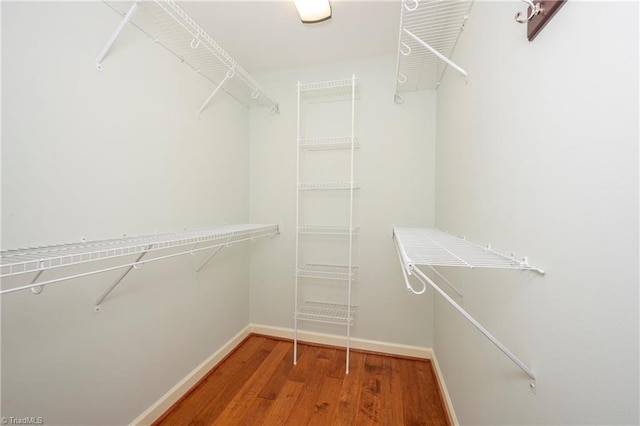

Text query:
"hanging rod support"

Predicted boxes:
[[393, 236, 426, 294], [409, 265, 536, 386], [197, 68, 235, 116], [194, 245, 224, 276], [424, 264, 464, 301], [402, 28, 468, 78], [93, 247, 150, 313], [95, 0, 140, 71], [30, 269, 45, 295]]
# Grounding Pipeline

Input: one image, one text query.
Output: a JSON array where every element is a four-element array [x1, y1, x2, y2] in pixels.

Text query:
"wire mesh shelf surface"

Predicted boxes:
[[298, 226, 358, 235], [1, 224, 279, 278], [393, 227, 543, 272], [295, 301, 357, 325], [296, 264, 358, 281], [104, 0, 278, 111], [395, 0, 473, 93], [299, 182, 360, 191], [299, 78, 360, 103], [299, 136, 360, 151]]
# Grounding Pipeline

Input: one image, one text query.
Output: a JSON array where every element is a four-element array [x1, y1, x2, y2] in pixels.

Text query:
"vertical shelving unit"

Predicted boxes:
[[294, 76, 359, 373]]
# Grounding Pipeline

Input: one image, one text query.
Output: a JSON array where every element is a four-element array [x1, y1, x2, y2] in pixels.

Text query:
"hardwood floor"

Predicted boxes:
[[154, 335, 450, 426]]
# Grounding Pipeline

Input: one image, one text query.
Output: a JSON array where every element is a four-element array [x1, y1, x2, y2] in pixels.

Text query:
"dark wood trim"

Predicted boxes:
[[528, 0, 567, 41]]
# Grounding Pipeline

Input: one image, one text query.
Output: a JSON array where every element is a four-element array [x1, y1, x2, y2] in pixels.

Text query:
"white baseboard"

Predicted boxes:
[[130, 323, 457, 425], [429, 349, 459, 426], [249, 323, 432, 359], [129, 325, 252, 426]]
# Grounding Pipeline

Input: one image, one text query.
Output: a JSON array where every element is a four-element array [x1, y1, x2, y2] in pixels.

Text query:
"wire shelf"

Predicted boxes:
[[395, 0, 473, 93], [298, 226, 358, 235], [299, 136, 360, 151], [296, 264, 358, 281], [104, 0, 278, 111], [295, 301, 357, 325], [299, 182, 360, 191], [1, 224, 279, 279], [299, 78, 360, 103], [393, 227, 543, 273]]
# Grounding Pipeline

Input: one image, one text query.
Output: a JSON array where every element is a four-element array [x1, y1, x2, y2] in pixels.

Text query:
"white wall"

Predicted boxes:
[[1, 2, 259, 424], [434, 1, 639, 424], [249, 56, 437, 347]]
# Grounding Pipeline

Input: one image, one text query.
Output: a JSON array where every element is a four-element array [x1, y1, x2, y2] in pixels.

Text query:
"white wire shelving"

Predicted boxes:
[[298, 182, 360, 191], [392, 226, 543, 391], [299, 137, 360, 151], [393, 227, 544, 273], [1, 224, 279, 310], [299, 78, 361, 103], [98, 0, 278, 114], [295, 75, 359, 374], [296, 264, 358, 281], [394, 0, 473, 102], [296, 301, 357, 326], [298, 226, 358, 235]]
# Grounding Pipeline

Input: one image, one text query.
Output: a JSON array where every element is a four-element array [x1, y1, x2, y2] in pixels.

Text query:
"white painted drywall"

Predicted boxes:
[[434, 1, 639, 424], [1, 2, 257, 424], [248, 56, 437, 347]]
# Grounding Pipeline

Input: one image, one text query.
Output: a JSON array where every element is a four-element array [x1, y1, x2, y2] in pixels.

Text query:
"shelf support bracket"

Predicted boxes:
[[424, 264, 464, 302], [29, 269, 45, 295], [194, 245, 224, 277], [409, 265, 536, 390], [197, 68, 235, 116], [402, 28, 468, 78], [93, 247, 150, 313], [95, 0, 140, 71]]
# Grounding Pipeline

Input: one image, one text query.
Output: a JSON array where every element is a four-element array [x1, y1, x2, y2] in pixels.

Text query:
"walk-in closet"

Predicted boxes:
[[2, 0, 638, 425]]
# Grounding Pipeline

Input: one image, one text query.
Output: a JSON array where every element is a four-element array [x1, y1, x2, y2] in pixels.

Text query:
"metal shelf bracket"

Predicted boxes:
[[29, 268, 45, 295], [194, 245, 224, 277], [393, 228, 538, 389], [93, 247, 151, 313], [95, 1, 140, 71], [402, 28, 468, 79], [409, 262, 536, 387], [197, 68, 235, 116]]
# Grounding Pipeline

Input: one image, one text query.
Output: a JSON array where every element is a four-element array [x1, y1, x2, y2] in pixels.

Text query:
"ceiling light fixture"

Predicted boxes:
[[294, 0, 332, 24]]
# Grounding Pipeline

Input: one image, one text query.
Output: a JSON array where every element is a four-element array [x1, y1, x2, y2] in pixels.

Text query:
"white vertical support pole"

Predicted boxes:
[[346, 74, 356, 374], [197, 68, 235, 116], [96, 1, 140, 70], [293, 81, 301, 366], [402, 28, 468, 78]]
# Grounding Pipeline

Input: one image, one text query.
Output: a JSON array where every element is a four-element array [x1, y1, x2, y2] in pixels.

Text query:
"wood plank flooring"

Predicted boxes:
[[154, 334, 450, 426]]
